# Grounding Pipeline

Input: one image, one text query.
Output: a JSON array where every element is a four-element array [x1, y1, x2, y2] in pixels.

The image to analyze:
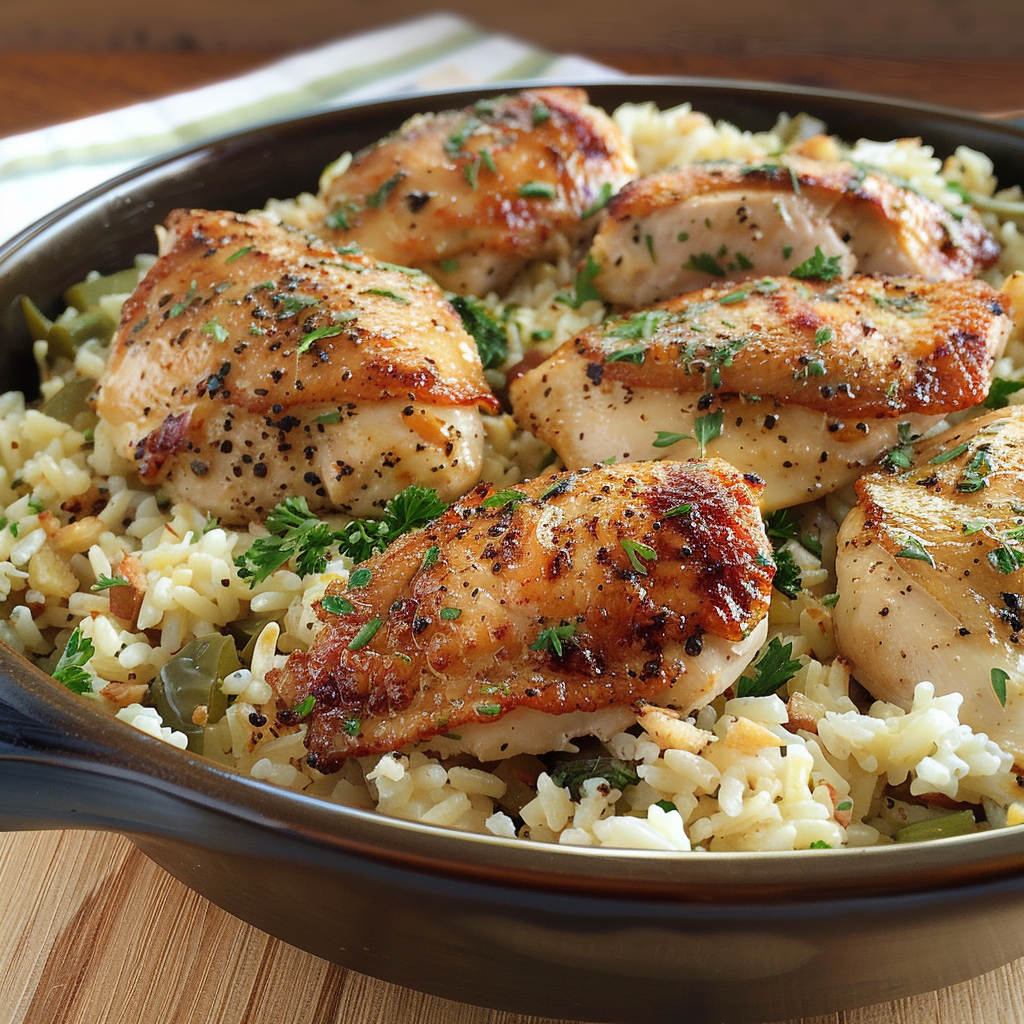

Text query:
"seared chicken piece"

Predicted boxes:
[[316, 87, 637, 297], [589, 157, 1000, 307], [270, 460, 774, 769], [834, 408, 1024, 760], [96, 209, 499, 525], [509, 275, 1011, 510]]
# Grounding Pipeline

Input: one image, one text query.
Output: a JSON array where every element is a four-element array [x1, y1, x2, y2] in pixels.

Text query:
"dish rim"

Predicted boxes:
[[3, 75, 1024, 905]]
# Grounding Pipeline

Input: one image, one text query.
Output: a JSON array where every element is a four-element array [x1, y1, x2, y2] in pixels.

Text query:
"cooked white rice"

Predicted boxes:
[[6, 98, 1024, 852]]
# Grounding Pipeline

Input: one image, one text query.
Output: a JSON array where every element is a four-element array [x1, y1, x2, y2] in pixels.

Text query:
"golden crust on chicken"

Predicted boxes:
[[509, 275, 1012, 509], [270, 460, 774, 769], [589, 157, 1001, 307], [96, 209, 499, 524], [316, 87, 638, 297]]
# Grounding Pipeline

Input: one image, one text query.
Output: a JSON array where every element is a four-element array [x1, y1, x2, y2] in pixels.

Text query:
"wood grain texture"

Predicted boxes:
[[1, 0, 1019, 59], [3, 827, 1024, 1023], [1, 50, 1023, 139]]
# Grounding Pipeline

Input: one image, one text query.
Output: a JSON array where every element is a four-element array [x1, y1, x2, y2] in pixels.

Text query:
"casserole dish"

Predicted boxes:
[[3, 80, 1024, 1024]]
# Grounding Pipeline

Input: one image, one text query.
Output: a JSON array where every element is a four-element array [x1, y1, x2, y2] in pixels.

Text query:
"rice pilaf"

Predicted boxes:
[[6, 97, 1024, 851]]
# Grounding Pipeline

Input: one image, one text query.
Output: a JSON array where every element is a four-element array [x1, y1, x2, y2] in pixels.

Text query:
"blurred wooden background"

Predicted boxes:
[[4, 0, 1021, 57]]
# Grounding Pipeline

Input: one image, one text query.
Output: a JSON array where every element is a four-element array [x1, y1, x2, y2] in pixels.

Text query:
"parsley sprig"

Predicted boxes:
[[52, 626, 95, 695], [335, 486, 449, 564], [530, 622, 578, 656], [789, 246, 843, 282], [235, 497, 340, 585], [734, 636, 802, 698], [448, 294, 509, 369], [235, 487, 448, 586]]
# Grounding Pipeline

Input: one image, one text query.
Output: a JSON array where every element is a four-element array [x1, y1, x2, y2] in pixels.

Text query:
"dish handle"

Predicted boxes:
[[0, 651, 152, 834]]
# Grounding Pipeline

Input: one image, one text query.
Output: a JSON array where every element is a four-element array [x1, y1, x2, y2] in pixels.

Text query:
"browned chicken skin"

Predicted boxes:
[[589, 157, 1001, 307], [316, 87, 638, 297], [271, 460, 775, 770], [96, 209, 499, 524], [510, 275, 1011, 509]]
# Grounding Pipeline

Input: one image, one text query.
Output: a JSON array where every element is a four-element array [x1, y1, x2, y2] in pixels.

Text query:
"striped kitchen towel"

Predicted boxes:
[[0, 12, 622, 245]]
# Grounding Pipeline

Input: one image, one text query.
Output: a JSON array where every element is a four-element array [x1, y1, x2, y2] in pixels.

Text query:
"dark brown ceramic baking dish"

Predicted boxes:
[[2, 80, 1024, 1024]]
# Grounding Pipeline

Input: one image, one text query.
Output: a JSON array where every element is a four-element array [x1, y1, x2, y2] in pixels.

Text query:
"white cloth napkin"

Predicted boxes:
[[0, 13, 622, 246]]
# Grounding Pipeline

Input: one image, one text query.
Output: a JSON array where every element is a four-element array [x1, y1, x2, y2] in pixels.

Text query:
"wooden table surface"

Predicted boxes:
[[2, 45, 1024, 1024]]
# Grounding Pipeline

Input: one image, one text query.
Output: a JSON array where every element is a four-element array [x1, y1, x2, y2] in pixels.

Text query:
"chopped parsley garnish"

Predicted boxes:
[[273, 293, 320, 318], [661, 502, 692, 519], [448, 294, 508, 369], [326, 200, 361, 230], [873, 291, 928, 317], [531, 101, 551, 126], [440, 607, 462, 620], [549, 756, 640, 800], [27, 495, 45, 514], [883, 421, 921, 471], [530, 622, 577, 657], [292, 694, 316, 718], [335, 485, 449, 563], [928, 442, 970, 465], [518, 181, 557, 199], [348, 567, 372, 589], [90, 574, 129, 591], [985, 377, 1024, 410], [420, 545, 440, 571], [581, 182, 613, 219], [444, 116, 482, 158], [653, 430, 692, 449], [683, 334, 748, 388], [481, 489, 529, 509], [605, 342, 648, 365], [992, 667, 1010, 708], [234, 496, 340, 585], [957, 446, 992, 493], [365, 172, 404, 209], [607, 308, 671, 342], [814, 326, 834, 347], [297, 322, 349, 353], [315, 411, 341, 424], [694, 409, 723, 458], [463, 155, 481, 189], [735, 636, 802, 698], [802, 533, 823, 559], [361, 288, 410, 304], [620, 538, 658, 575], [52, 626, 95, 695], [895, 532, 935, 567], [321, 595, 355, 615], [564, 254, 603, 308], [763, 509, 800, 546], [348, 617, 383, 651], [987, 545, 1024, 574], [789, 246, 842, 282], [683, 252, 726, 277], [167, 280, 198, 318], [772, 548, 803, 599]]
